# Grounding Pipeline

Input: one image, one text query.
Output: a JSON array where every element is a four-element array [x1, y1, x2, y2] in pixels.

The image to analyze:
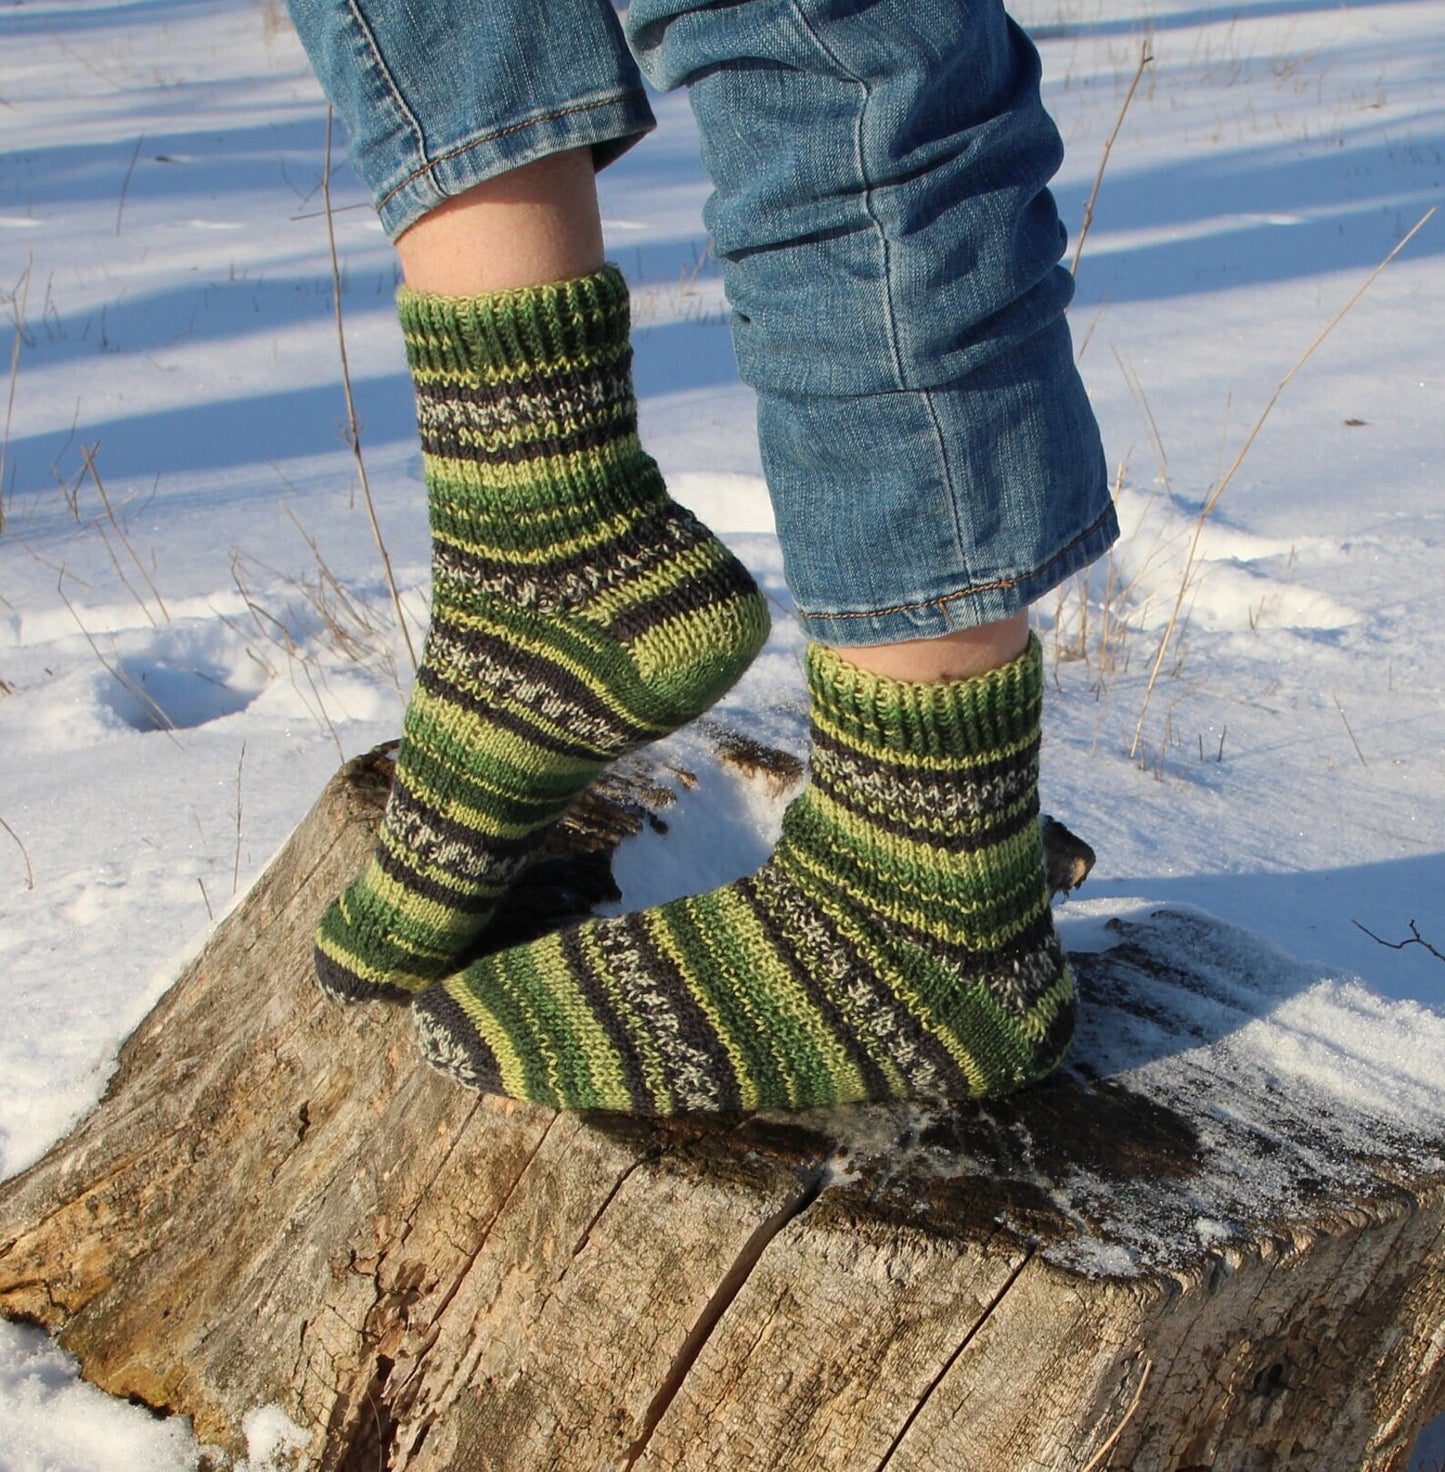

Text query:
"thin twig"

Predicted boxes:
[[232, 741, 246, 895], [57, 574, 181, 742], [1, 255, 31, 534], [1072, 38, 1153, 275], [1332, 693, 1367, 767], [1112, 347, 1169, 491], [299, 656, 345, 763], [45, 29, 125, 88], [0, 812, 34, 889], [82, 443, 170, 622], [1352, 919, 1445, 964], [197, 876, 215, 922], [282, 502, 398, 679], [1130, 206, 1436, 759], [116, 131, 145, 236], [92, 522, 157, 627], [320, 108, 417, 673], [1081, 1360, 1153, 1472], [1201, 207, 1433, 528]]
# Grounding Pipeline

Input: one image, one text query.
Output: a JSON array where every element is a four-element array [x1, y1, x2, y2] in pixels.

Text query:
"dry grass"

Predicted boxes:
[[55, 570, 181, 739], [1070, 37, 1154, 276], [227, 510, 410, 759], [1046, 36, 1435, 776], [80, 443, 170, 626], [320, 106, 417, 676], [1126, 206, 1436, 761], [0, 254, 31, 538], [0, 812, 34, 890]]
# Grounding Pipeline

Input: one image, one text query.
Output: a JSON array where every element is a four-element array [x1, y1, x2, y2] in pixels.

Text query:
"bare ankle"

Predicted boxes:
[[829, 612, 1030, 684]]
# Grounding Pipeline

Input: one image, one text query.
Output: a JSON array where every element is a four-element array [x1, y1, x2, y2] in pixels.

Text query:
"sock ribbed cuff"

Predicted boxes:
[[806, 634, 1044, 760], [399, 267, 671, 551], [397, 266, 631, 380]]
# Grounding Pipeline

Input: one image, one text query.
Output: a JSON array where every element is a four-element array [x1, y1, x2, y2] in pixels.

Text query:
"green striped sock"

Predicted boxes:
[[315, 268, 770, 1003], [413, 636, 1074, 1111]]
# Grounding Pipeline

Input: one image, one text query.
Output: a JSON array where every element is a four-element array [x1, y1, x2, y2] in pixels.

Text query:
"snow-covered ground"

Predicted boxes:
[[1, 0, 1441, 1466]]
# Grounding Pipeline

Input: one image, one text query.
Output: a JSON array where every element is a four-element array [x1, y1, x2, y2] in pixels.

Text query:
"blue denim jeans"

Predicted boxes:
[[288, 0, 1117, 644]]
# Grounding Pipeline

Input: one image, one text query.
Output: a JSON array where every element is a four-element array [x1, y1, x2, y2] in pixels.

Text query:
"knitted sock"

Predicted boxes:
[[413, 636, 1074, 1111], [315, 268, 770, 1002]]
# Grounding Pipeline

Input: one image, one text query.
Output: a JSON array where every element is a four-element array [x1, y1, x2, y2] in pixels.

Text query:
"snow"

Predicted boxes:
[[0, 0, 1441, 1465], [0, 1324, 196, 1472]]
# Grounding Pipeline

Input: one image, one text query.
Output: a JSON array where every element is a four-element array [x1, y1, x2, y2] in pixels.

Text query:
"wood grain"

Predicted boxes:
[[1, 743, 1440, 1471]]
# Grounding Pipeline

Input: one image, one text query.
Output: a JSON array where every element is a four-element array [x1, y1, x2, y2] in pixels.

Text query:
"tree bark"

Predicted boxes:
[[0, 742, 1440, 1472]]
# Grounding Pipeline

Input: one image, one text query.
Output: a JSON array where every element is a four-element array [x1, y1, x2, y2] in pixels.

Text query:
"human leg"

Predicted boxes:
[[289, 2, 770, 1000], [286, 0, 656, 243], [394, 147, 605, 295], [413, 0, 1116, 1107], [625, 0, 1118, 642]]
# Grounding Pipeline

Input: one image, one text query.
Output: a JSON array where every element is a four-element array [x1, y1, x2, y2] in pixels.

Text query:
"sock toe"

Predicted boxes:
[[314, 896, 434, 1003], [414, 985, 506, 1093]]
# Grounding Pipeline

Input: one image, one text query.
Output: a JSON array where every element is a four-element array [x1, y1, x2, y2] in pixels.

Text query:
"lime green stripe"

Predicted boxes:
[[812, 703, 1039, 777], [399, 709, 603, 798], [491, 937, 632, 1109], [711, 885, 870, 1105], [806, 779, 1039, 863], [643, 905, 784, 1111], [784, 817, 1047, 951], [427, 607, 672, 738], [405, 348, 624, 393], [447, 970, 536, 1100], [391, 722, 589, 829], [676, 887, 853, 1110], [579, 538, 729, 623], [469, 939, 577, 1103], [442, 410, 635, 459], [428, 475, 665, 557], [780, 869, 994, 1098], [423, 436, 651, 501], [316, 921, 440, 993], [364, 849, 507, 914]]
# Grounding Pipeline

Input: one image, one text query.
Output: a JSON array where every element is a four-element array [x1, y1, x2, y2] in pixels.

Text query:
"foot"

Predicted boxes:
[[413, 637, 1073, 1111], [315, 269, 770, 1002]]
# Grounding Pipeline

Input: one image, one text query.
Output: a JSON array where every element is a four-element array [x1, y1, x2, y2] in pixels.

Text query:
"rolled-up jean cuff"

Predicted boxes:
[[374, 92, 655, 240], [793, 504, 1120, 644], [757, 307, 1118, 646], [286, 0, 658, 242]]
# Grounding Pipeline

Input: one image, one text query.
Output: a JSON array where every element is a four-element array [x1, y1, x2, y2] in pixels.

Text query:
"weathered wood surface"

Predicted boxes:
[[1, 740, 1442, 1472]]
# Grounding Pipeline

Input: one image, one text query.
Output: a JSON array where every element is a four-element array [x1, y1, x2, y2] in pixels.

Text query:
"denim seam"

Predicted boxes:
[[345, 0, 429, 189], [786, 0, 906, 391], [919, 384, 973, 583], [376, 91, 652, 214], [795, 501, 1118, 622]]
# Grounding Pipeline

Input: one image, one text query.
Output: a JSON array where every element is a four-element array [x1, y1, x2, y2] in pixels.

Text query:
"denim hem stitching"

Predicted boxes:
[[377, 91, 652, 212], [796, 501, 1117, 622]]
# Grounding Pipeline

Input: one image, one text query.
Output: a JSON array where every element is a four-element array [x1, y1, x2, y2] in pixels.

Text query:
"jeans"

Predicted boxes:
[[287, 0, 1117, 644]]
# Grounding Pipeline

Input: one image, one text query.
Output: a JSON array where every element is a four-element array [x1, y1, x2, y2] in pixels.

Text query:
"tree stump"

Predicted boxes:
[[0, 740, 1442, 1472]]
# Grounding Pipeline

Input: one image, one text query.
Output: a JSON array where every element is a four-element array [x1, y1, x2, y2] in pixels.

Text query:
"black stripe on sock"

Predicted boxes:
[[559, 924, 655, 1114]]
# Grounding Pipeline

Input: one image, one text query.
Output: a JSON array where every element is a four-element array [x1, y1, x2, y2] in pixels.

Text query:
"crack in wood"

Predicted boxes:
[[548, 1148, 665, 1306], [394, 1096, 485, 1249], [6, 749, 1444, 1471], [870, 1248, 1036, 1472], [322, 1105, 549, 1471], [619, 1158, 830, 1472]]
